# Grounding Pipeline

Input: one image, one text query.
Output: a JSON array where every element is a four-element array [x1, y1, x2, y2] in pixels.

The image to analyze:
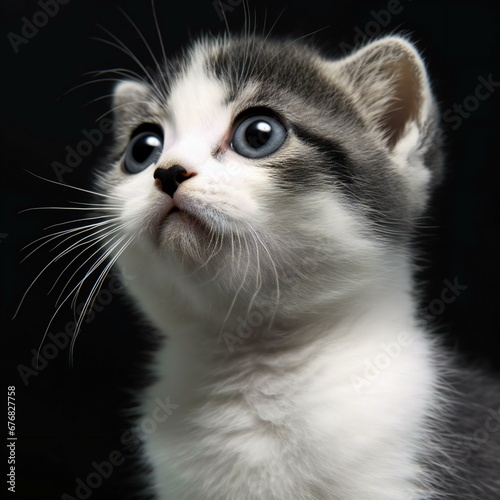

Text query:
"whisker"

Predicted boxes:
[[18, 205, 120, 214], [240, 0, 249, 88], [219, 232, 251, 342], [24, 170, 127, 201], [192, 234, 226, 284], [117, 7, 166, 92], [83, 92, 116, 108], [24, 216, 115, 249], [84, 67, 151, 84], [94, 100, 155, 122], [92, 29, 165, 105], [244, 7, 286, 85], [36, 232, 132, 367], [69, 201, 122, 208], [49, 220, 121, 255], [84, 67, 145, 78], [248, 225, 280, 333], [218, 0, 231, 39], [69, 234, 135, 364], [50, 227, 124, 301], [21, 206, 121, 213], [61, 77, 141, 99], [151, 0, 167, 68], [245, 229, 262, 318], [21, 218, 119, 261], [63, 227, 127, 308], [44, 214, 119, 230], [186, 224, 222, 277], [13, 220, 121, 318], [81, 65, 157, 108]]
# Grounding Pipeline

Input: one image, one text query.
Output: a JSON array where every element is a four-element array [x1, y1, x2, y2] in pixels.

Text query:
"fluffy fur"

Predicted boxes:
[[96, 34, 500, 499]]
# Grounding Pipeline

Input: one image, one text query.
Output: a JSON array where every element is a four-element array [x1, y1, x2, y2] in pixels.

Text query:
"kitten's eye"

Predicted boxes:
[[231, 114, 287, 158], [124, 126, 163, 174]]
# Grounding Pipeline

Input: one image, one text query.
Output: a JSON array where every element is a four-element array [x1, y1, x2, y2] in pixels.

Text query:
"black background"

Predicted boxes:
[[1, 0, 499, 498]]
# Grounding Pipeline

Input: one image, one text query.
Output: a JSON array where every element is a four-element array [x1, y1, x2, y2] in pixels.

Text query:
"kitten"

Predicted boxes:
[[96, 34, 500, 499]]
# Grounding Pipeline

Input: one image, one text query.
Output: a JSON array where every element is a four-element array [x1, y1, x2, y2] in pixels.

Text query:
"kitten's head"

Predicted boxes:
[[99, 35, 443, 322]]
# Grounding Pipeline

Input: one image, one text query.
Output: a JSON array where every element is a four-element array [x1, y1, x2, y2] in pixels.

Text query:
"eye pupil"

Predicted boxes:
[[124, 127, 163, 174], [245, 121, 272, 149], [132, 135, 161, 163]]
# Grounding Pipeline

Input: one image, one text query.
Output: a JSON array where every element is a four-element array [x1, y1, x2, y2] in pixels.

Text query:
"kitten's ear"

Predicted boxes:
[[112, 80, 151, 133], [330, 37, 437, 151]]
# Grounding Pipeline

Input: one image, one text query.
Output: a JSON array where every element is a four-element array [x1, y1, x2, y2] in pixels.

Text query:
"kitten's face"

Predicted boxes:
[[99, 36, 442, 319]]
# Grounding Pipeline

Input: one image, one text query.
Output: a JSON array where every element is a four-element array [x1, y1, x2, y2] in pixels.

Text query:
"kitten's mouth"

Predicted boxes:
[[158, 203, 207, 232], [153, 202, 213, 251], [166, 205, 197, 222], [152, 192, 224, 251]]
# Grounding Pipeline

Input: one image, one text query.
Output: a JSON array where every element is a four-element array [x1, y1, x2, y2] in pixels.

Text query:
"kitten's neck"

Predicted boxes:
[[120, 242, 422, 402], [146, 269, 421, 407], [122, 240, 415, 342]]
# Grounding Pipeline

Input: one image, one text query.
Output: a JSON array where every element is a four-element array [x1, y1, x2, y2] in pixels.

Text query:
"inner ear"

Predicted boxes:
[[326, 37, 430, 151], [381, 52, 423, 148]]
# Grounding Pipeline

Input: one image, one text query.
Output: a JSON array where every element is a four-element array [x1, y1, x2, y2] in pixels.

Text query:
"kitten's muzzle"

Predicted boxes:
[[154, 165, 195, 198]]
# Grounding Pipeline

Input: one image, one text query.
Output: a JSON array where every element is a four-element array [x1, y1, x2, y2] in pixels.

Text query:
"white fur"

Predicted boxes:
[[129, 270, 437, 500]]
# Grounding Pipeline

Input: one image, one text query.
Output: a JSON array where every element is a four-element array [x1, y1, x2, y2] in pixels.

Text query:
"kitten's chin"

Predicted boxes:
[[154, 207, 212, 254]]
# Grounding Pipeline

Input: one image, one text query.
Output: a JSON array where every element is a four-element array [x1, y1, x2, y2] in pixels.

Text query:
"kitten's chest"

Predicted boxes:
[[142, 334, 431, 500]]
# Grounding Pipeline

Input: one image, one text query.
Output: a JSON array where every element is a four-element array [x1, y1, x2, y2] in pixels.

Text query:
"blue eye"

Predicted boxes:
[[124, 128, 163, 174], [231, 114, 287, 158]]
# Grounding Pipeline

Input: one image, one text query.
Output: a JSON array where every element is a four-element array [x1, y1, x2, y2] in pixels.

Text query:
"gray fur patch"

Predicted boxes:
[[205, 36, 419, 241]]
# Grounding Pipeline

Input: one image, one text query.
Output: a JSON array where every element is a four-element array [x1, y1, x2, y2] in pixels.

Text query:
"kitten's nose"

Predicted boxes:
[[153, 165, 194, 198]]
